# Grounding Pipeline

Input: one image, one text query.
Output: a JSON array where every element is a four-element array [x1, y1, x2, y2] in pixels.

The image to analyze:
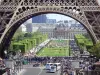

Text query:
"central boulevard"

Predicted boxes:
[[20, 64, 60, 75]]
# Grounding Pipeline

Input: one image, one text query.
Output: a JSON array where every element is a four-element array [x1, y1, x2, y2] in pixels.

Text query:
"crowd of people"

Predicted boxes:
[[23, 55, 100, 75], [61, 57, 100, 75], [24, 56, 64, 65], [0, 55, 100, 75], [0, 58, 8, 75]]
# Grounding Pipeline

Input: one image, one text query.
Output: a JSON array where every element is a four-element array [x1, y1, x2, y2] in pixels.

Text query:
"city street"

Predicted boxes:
[[20, 65, 60, 75]]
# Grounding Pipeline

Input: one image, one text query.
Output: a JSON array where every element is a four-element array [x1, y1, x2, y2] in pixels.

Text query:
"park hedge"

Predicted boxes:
[[74, 34, 93, 51], [10, 32, 48, 53]]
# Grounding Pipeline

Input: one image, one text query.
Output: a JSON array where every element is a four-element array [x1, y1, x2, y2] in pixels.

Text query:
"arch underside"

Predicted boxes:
[[0, 0, 100, 58], [1, 7, 98, 43], [0, 7, 97, 54]]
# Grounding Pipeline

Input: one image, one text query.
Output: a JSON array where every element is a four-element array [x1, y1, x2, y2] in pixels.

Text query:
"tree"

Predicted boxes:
[[24, 33, 32, 37], [88, 42, 100, 58]]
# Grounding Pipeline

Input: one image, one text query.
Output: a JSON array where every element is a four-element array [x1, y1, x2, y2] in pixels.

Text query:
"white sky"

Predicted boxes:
[[46, 13, 73, 21]]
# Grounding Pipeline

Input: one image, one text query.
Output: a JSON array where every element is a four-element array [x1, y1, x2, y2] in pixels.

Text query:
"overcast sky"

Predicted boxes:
[[46, 13, 73, 21]]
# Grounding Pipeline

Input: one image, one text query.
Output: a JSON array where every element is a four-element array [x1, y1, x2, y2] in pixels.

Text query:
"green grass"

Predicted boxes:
[[37, 40, 69, 57], [37, 47, 69, 57]]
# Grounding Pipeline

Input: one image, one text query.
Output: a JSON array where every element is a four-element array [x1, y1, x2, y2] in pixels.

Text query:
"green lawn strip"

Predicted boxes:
[[37, 40, 70, 57], [37, 47, 69, 57]]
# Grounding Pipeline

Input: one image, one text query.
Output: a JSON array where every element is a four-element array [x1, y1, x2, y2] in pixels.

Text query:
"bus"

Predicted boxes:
[[49, 66, 56, 73], [49, 63, 61, 73], [45, 63, 53, 70], [53, 63, 61, 71]]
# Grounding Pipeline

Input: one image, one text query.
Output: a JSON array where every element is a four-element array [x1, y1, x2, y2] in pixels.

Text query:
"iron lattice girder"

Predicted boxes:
[[84, 11, 100, 39], [0, 11, 13, 32], [0, 0, 100, 12], [0, 0, 98, 6]]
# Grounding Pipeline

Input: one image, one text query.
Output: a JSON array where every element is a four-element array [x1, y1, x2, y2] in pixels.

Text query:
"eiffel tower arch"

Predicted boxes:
[[0, 0, 100, 58]]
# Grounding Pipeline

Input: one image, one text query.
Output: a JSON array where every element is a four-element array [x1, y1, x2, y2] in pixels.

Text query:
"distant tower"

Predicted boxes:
[[25, 23, 33, 33], [32, 14, 47, 23]]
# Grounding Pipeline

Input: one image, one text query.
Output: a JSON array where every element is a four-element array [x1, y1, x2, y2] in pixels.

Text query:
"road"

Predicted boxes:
[[20, 65, 60, 75]]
